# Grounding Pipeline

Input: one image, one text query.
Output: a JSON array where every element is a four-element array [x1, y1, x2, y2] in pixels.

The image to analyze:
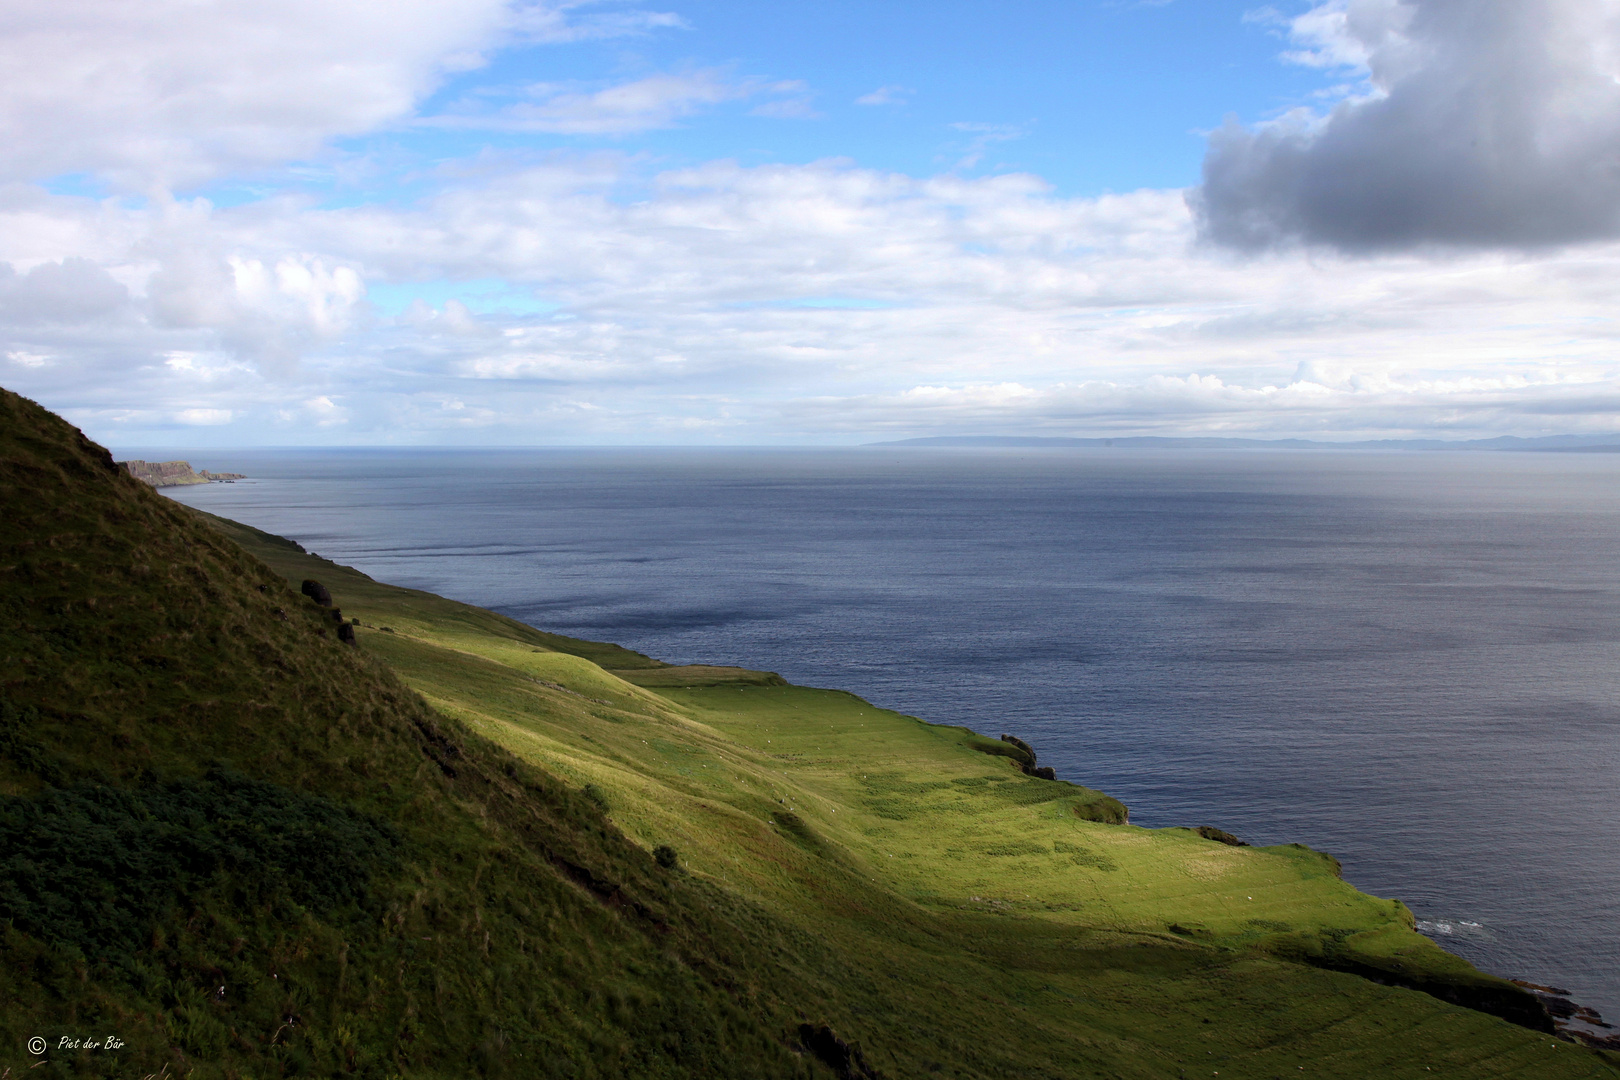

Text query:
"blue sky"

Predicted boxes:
[[6, 0, 1620, 445], [239, 1, 1327, 208], [395, 1, 1308, 192]]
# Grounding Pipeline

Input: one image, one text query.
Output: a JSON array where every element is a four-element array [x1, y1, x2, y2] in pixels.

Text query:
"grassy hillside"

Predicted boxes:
[[3, 384, 1616, 1078], [0, 388, 833, 1079]]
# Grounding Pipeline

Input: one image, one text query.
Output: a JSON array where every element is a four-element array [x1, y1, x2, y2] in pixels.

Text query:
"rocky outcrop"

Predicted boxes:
[[119, 460, 245, 487], [300, 579, 354, 645], [1513, 982, 1620, 1049], [1000, 734, 1057, 780], [799, 1023, 883, 1079]]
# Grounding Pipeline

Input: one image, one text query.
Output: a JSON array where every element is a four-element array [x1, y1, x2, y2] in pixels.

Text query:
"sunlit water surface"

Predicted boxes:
[[158, 448, 1620, 1017]]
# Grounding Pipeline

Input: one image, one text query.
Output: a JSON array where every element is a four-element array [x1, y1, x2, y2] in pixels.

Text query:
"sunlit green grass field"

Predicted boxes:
[[203, 509, 1619, 1080]]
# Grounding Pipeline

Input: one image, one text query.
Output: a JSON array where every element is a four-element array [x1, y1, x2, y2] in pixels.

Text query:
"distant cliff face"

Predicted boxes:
[[118, 459, 245, 487]]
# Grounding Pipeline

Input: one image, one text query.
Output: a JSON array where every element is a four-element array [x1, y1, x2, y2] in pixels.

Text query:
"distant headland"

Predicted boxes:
[[117, 459, 246, 487]]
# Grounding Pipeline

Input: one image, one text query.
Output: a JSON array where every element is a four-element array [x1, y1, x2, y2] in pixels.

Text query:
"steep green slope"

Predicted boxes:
[[2, 384, 1615, 1079], [0, 388, 834, 1079]]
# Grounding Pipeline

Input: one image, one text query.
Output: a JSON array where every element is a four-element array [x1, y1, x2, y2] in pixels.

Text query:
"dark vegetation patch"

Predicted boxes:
[[1196, 825, 1249, 847], [1069, 852, 1119, 870], [984, 781, 1069, 807], [1306, 951, 1555, 1034], [961, 740, 1127, 821], [0, 701, 64, 787], [612, 665, 786, 688], [0, 765, 399, 964], [964, 735, 1029, 765], [866, 800, 911, 821], [1070, 796, 1130, 824], [860, 772, 957, 821], [859, 772, 953, 796], [1244, 919, 1294, 934], [1054, 841, 1119, 872], [980, 840, 1048, 858], [771, 810, 827, 854]]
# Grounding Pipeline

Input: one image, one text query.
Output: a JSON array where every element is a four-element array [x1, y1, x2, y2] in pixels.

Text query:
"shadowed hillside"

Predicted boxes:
[[0, 388, 830, 1078], [2, 386, 1616, 1079]]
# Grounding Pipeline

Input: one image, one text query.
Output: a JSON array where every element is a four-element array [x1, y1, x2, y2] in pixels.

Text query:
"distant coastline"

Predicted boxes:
[[118, 459, 246, 488], [870, 434, 1620, 451]]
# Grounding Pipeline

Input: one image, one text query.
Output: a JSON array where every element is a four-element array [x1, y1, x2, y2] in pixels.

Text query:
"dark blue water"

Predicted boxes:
[[154, 447, 1620, 1018]]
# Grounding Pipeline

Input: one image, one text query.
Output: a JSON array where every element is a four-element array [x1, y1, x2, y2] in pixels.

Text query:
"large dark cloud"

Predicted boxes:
[[1193, 0, 1620, 252]]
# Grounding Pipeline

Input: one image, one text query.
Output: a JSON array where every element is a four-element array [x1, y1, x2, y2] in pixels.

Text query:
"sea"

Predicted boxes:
[[152, 446, 1620, 1020]]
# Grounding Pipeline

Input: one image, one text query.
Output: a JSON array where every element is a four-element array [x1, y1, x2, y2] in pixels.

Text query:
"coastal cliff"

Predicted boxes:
[[118, 458, 245, 487], [2, 385, 1614, 1079]]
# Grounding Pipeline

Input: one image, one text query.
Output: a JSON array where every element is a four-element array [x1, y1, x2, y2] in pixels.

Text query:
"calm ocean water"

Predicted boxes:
[[155, 447, 1620, 1018]]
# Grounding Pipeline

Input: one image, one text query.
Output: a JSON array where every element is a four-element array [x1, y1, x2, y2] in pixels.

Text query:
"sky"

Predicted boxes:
[[7, 0, 1620, 445]]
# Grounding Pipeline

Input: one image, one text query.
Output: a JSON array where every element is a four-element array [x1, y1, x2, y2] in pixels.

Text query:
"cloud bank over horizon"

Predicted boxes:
[[4, 0, 1620, 445]]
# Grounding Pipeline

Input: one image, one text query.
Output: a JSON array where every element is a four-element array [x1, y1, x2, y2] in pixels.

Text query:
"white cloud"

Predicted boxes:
[[0, 0, 527, 189], [427, 70, 742, 134], [175, 407, 233, 425], [749, 83, 821, 120], [855, 85, 911, 107], [0, 0, 688, 191], [302, 395, 349, 426], [427, 72, 823, 134], [949, 122, 1033, 170], [145, 250, 367, 375], [504, 2, 683, 44], [6, 150, 1620, 444], [781, 368, 1620, 439]]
